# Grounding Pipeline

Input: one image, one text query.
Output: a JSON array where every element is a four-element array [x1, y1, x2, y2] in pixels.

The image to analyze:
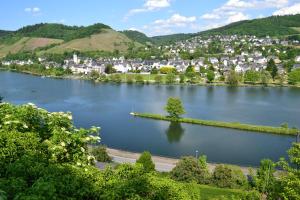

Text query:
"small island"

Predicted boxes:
[[132, 97, 299, 136]]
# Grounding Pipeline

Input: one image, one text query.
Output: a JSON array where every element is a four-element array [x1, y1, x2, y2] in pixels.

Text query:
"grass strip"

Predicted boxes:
[[133, 113, 299, 136]]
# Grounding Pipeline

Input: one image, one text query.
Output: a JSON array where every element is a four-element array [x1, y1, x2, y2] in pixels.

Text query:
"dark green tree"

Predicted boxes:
[[206, 70, 215, 83]]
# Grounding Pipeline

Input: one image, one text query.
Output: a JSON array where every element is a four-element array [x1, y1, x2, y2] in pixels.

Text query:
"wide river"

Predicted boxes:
[[1, 71, 299, 166]]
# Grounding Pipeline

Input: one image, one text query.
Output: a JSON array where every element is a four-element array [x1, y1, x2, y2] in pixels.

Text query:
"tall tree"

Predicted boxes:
[[165, 97, 185, 119]]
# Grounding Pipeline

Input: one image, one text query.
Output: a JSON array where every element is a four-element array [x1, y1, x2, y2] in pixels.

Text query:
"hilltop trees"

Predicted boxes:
[[165, 97, 185, 119]]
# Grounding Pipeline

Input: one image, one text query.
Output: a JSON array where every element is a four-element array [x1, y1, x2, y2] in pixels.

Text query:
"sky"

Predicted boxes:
[[1, 0, 300, 36]]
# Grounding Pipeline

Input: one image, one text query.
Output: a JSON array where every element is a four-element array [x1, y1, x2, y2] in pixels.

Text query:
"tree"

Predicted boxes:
[[266, 59, 278, 80], [179, 74, 185, 83], [261, 70, 271, 85], [165, 97, 185, 119], [91, 145, 112, 162], [136, 151, 155, 173], [288, 68, 300, 85], [90, 70, 100, 80], [254, 159, 277, 197], [244, 70, 261, 84], [226, 70, 239, 86], [206, 70, 215, 83], [171, 156, 210, 184], [277, 143, 300, 200], [165, 73, 176, 84], [105, 64, 116, 74]]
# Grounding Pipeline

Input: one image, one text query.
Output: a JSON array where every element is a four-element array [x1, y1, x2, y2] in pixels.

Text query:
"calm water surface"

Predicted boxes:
[[1, 71, 299, 166]]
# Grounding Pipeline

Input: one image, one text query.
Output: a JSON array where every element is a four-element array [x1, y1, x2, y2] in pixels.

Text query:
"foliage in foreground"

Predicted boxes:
[[0, 103, 194, 199]]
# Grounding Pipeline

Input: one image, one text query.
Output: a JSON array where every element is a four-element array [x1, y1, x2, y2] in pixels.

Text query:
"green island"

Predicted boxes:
[[132, 97, 299, 136]]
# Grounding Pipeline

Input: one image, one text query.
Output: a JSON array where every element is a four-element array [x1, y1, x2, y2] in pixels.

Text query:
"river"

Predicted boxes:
[[1, 71, 299, 166]]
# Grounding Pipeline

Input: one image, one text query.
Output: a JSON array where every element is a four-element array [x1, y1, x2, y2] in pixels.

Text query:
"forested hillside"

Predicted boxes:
[[8, 23, 112, 41], [121, 30, 153, 45], [199, 14, 300, 37]]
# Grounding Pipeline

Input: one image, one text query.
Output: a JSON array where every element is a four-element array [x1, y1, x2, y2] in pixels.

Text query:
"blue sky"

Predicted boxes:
[[1, 0, 300, 36]]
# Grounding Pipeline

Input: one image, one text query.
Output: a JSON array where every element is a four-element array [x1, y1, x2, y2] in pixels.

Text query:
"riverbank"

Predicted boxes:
[[132, 113, 299, 136], [106, 148, 254, 175], [1, 68, 299, 88]]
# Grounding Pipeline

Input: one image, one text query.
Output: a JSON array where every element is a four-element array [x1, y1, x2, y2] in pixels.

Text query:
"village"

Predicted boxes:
[[2, 35, 300, 78]]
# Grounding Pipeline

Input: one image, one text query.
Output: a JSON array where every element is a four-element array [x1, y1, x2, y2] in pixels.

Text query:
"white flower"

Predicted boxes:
[[60, 142, 66, 147], [80, 147, 85, 152]]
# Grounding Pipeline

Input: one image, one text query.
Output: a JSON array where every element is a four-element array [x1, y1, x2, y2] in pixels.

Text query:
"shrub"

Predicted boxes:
[[154, 75, 163, 84], [165, 73, 176, 84], [226, 70, 239, 86], [126, 74, 134, 84], [91, 145, 112, 162], [135, 74, 144, 84], [160, 66, 176, 74], [136, 151, 155, 173], [212, 165, 247, 189], [288, 68, 300, 85], [244, 70, 261, 84], [171, 156, 210, 184]]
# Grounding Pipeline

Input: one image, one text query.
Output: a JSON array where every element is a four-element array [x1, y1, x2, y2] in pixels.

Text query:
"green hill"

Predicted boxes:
[[0, 30, 11, 37], [121, 30, 153, 45], [150, 14, 300, 44], [0, 23, 144, 57], [12, 23, 111, 41], [199, 14, 300, 37]]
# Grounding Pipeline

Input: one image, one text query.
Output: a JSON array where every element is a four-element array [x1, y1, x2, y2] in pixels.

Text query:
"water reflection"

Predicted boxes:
[[165, 122, 185, 143]]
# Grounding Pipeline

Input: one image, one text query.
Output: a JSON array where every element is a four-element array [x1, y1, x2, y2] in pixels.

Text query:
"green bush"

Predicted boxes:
[[135, 74, 144, 84], [154, 75, 163, 84], [136, 151, 155, 172], [91, 145, 112, 162], [212, 165, 247, 189], [288, 68, 300, 85], [171, 156, 210, 184]]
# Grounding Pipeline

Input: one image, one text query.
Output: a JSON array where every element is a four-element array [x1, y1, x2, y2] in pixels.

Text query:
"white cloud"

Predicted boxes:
[[201, 13, 221, 20], [32, 7, 40, 12], [273, 3, 300, 15], [124, 0, 171, 20], [24, 7, 41, 15], [154, 14, 196, 27], [144, 0, 171, 10], [24, 8, 32, 12], [142, 14, 197, 36], [227, 12, 250, 23]]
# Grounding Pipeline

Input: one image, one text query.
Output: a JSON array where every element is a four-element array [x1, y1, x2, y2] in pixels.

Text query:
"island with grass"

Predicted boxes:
[[132, 97, 299, 136]]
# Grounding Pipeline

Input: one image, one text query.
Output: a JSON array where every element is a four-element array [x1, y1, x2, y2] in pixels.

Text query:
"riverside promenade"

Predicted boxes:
[[105, 148, 254, 175]]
